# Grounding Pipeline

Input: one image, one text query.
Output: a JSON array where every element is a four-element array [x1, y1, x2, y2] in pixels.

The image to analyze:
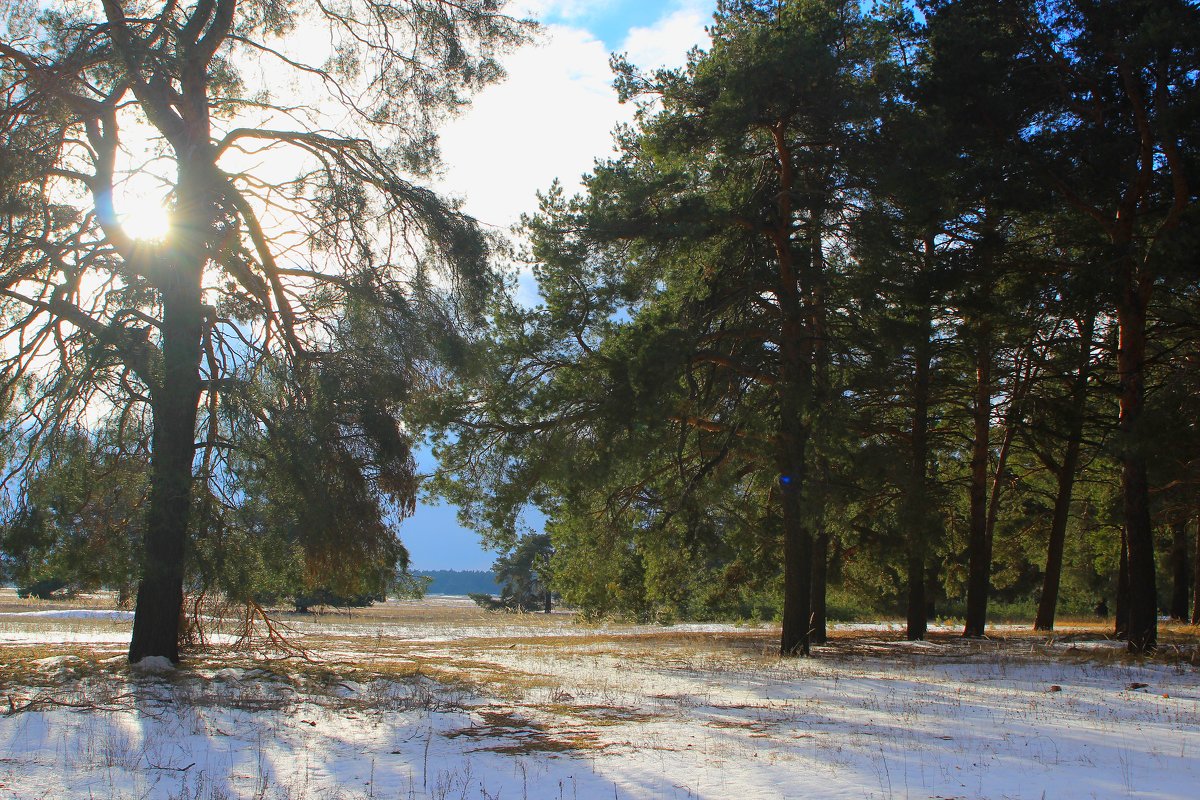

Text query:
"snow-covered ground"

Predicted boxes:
[[0, 592, 1196, 799]]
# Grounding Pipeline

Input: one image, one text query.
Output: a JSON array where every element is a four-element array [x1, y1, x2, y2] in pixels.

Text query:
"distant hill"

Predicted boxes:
[[415, 570, 500, 596]]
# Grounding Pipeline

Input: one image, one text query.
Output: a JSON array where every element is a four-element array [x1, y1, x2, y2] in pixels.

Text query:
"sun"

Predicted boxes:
[[119, 192, 173, 242], [113, 170, 172, 242]]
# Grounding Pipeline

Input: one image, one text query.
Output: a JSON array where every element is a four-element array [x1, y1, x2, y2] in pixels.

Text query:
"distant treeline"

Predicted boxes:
[[415, 570, 500, 596]]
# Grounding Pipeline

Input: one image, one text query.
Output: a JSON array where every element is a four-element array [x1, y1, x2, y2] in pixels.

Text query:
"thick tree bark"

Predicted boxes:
[[778, 320, 812, 655], [128, 286, 203, 663], [906, 552, 927, 641], [778, 427, 812, 656], [776, 259, 813, 656], [1117, 275, 1157, 652], [127, 125, 212, 661], [964, 322, 993, 638], [770, 124, 813, 658], [1169, 519, 1190, 621], [925, 564, 940, 621], [1035, 313, 1094, 631], [114, 0, 227, 663]]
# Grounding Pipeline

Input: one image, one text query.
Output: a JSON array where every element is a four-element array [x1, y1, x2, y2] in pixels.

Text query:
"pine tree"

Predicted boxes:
[[1, 1, 527, 661]]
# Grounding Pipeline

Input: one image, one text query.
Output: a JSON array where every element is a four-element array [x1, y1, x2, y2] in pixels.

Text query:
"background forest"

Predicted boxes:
[[1, 0, 1197, 663], [433, 0, 1200, 656]]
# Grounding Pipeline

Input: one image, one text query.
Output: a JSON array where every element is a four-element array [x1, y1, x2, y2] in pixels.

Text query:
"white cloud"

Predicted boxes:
[[620, 1, 710, 69], [437, 24, 632, 230], [436, 3, 713, 231]]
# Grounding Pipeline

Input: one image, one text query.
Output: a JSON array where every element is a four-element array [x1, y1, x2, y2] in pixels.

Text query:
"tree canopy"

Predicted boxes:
[[435, 0, 1199, 656], [1, 0, 528, 661], [2, 0, 1197, 664]]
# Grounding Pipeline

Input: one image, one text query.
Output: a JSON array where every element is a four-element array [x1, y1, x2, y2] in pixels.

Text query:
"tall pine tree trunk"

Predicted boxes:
[[128, 151, 211, 663], [1034, 460, 1081, 631], [772, 125, 813, 657], [964, 322, 993, 638], [1116, 265, 1156, 652], [778, 417, 812, 656], [1035, 313, 1094, 631], [906, 551, 927, 641], [128, 284, 203, 663], [778, 314, 812, 655]]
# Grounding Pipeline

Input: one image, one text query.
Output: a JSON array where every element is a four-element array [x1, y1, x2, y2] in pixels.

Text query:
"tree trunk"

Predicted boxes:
[[1035, 313, 1094, 631], [128, 287, 203, 663], [1034, 462, 1081, 631], [926, 563, 940, 621], [906, 551, 926, 641], [1169, 519, 1190, 621], [778, 437, 812, 657], [128, 148, 210, 663], [1115, 526, 1130, 640], [1116, 272, 1156, 652], [778, 347, 812, 657], [770, 124, 813, 658], [777, 286, 812, 656], [964, 322, 993, 638]]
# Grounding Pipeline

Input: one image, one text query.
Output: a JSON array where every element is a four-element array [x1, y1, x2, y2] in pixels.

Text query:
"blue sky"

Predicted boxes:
[[536, 0, 704, 50], [402, 447, 499, 572], [403, 1, 715, 571]]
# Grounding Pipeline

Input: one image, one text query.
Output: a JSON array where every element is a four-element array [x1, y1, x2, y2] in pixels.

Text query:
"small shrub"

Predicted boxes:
[[17, 578, 70, 599], [468, 592, 505, 610]]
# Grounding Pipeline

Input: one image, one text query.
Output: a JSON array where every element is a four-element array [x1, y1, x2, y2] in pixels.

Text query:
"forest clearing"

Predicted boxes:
[[1, 591, 1197, 800]]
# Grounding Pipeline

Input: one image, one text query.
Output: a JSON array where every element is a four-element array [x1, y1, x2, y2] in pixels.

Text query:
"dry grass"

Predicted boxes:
[[2, 589, 1199, 799], [0, 591, 117, 614], [444, 707, 614, 755], [3, 588, 1197, 720], [3, 588, 1197, 679]]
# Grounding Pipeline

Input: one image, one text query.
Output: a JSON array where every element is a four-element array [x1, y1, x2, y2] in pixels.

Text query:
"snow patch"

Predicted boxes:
[[1, 596, 1196, 799], [1055, 639, 1127, 650], [130, 655, 176, 673]]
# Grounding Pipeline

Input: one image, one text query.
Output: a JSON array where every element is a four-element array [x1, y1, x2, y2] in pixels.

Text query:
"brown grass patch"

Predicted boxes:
[[445, 708, 611, 755], [532, 702, 662, 726]]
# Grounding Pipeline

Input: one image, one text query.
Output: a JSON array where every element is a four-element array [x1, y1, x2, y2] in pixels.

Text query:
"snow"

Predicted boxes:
[[0, 611, 135, 621], [0, 609, 138, 646], [129, 656, 175, 674], [0, 595, 1196, 799]]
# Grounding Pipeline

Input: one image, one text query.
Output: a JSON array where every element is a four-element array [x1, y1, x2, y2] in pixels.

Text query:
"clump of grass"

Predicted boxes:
[[446, 708, 610, 756]]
